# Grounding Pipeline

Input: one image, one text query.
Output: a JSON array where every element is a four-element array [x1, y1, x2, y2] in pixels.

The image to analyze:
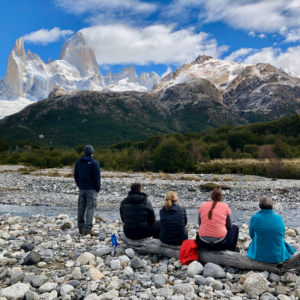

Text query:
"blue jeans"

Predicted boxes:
[[77, 189, 98, 231]]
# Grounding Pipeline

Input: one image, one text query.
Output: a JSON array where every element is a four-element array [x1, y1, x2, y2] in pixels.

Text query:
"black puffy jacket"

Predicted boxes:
[[159, 203, 187, 245], [120, 191, 156, 228]]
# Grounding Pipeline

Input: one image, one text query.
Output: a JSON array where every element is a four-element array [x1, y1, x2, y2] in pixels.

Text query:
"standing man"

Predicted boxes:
[[74, 145, 101, 236]]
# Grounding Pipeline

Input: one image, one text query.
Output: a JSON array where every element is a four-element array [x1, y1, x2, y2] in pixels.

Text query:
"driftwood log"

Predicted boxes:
[[120, 234, 300, 274]]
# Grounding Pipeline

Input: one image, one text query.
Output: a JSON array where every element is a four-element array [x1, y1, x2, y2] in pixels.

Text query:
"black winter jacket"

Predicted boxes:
[[74, 155, 101, 192], [159, 203, 187, 245], [120, 191, 156, 228]]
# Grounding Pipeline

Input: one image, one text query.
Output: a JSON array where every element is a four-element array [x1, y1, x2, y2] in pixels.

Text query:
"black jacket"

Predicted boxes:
[[120, 191, 156, 228], [74, 155, 101, 192], [159, 203, 187, 245]]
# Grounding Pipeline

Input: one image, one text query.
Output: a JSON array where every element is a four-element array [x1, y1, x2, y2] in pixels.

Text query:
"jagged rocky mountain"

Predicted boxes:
[[0, 32, 161, 118]]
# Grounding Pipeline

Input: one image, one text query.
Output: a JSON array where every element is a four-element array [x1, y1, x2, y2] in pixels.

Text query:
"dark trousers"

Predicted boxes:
[[124, 221, 161, 240], [77, 189, 98, 231], [196, 225, 239, 252]]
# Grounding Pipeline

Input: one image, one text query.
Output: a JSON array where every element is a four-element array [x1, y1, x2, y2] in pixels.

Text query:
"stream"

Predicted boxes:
[[0, 204, 299, 228]]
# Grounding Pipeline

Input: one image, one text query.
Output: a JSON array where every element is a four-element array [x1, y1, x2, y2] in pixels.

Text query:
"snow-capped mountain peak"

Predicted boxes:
[[0, 32, 162, 118], [280, 67, 300, 79]]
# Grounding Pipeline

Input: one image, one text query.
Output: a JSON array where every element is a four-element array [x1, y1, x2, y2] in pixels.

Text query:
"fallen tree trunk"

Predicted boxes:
[[120, 234, 300, 274]]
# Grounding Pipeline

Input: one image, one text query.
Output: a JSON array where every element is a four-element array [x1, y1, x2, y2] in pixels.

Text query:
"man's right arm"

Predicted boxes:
[[74, 161, 79, 187]]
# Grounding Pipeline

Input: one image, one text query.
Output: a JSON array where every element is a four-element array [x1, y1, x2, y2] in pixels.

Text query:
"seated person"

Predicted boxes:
[[196, 188, 239, 252], [247, 196, 296, 263], [120, 182, 161, 239], [159, 191, 188, 245]]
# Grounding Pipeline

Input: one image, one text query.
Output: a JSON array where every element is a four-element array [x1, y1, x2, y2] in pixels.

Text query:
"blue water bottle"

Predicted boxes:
[[111, 233, 118, 247]]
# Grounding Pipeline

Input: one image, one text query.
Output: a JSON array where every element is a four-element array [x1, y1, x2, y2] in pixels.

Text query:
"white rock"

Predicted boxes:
[[110, 259, 121, 270], [65, 260, 75, 268], [243, 273, 269, 296], [84, 294, 100, 300], [125, 248, 135, 258], [60, 284, 74, 297], [187, 261, 203, 276], [123, 266, 133, 276], [99, 289, 119, 300], [77, 252, 95, 265], [118, 255, 130, 263], [39, 282, 57, 293], [1, 283, 29, 300]]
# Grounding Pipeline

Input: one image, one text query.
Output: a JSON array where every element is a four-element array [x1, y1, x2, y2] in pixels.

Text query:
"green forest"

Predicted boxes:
[[1, 115, 300, 179]]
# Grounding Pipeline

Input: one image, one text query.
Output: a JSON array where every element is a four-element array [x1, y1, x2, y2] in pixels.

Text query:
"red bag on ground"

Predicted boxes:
[[179, 239, 199, 265]]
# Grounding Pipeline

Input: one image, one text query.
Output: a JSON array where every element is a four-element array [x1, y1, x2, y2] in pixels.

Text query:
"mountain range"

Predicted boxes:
[[1, 32, 300, 148], [0, 32, 161, 119]]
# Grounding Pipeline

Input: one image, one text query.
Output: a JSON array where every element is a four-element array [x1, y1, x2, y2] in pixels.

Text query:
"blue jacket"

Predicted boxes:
[[247, 209, 296, 263], [74, 155, 101, 192]]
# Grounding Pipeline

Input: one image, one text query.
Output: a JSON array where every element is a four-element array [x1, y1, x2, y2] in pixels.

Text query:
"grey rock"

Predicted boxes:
[[210, 280, 223, 290], [94, 247, 112, 257], [23, 251, 41, 265], [0, 267, 7, 280], [203, 263, 225, 278], [131, 256, 145, 269], [260, 292, 277, 300], [156, 287, 174, 297], [283, 272, 297, 283], [21, 243, 35, 252], [38, 282, 57, 293], [10, 272, 24, 285], [25, 291, 39, 300], [60, 284, 74, 297], [269, 273, 281, 282], [152, 274, 166, 287]]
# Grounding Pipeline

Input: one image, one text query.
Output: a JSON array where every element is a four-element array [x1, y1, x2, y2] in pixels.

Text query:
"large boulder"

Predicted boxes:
[[243, 273, 269, 296], [1, 283, 29, 300]]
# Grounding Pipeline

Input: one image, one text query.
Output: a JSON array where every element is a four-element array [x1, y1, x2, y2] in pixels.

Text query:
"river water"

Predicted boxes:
[[0, 204, 299, 228]]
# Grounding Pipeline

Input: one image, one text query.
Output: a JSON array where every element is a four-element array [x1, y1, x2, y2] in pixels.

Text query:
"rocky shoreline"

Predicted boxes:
[[0, 212, 299, 300]]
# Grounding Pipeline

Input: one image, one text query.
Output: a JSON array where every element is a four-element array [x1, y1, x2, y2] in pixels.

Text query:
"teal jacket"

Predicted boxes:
[[247, 210, 296, 263]]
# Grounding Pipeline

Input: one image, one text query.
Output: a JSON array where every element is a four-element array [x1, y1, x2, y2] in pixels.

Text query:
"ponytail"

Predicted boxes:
[[208, 188, 223, 220], [163, 191, 178, 210]]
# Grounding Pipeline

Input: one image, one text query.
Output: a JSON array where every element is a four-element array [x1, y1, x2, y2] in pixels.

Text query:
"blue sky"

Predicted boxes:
[[1, 0, 300, 78]]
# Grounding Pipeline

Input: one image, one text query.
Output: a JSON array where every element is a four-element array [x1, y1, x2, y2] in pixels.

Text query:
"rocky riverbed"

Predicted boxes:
[[0, 212, 299, 300], [1, 168, 300, 212]]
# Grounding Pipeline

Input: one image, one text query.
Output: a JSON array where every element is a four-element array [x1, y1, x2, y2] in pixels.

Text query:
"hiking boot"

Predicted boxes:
[[235, 245, 240, 253], [84, 230, 99, 236], [79, 228, 84, 235]]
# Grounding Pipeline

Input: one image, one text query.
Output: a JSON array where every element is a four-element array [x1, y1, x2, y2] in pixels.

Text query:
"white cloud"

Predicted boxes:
[[225, 48, 255, 62], [284, 28, 300, 43], [162, 66, 172, 78], [168, 0, 300, 34], [248, 31, 255, 37], [55, 0, 157, 24], [244, 46, 300, 73], [23, 27, 74, 45], [80, 24, 228, 65], [258, 33, 266, 39]]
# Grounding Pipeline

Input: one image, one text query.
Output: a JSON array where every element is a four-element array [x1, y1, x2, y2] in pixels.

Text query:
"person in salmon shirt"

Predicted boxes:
[[196, 188, 240, 252]]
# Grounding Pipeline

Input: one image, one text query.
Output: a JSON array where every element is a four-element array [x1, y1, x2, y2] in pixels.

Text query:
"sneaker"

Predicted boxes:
[[84, 230, 99, 236]]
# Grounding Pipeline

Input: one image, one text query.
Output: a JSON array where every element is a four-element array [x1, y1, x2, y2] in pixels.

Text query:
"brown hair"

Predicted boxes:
[[163, 191, 178, 210], [208, 188, 223, 220], [131, 182, 142, 192], [259, 195, 273, 209]]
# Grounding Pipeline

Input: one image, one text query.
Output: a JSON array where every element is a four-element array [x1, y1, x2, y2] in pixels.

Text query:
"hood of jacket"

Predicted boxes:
[[162, 203, 179, 214], [79, 155, 94, 162], [125, 191, 148, 205]]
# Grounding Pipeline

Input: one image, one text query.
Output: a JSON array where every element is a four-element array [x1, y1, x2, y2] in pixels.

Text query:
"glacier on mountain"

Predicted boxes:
[[0, 32, 161, 118]]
